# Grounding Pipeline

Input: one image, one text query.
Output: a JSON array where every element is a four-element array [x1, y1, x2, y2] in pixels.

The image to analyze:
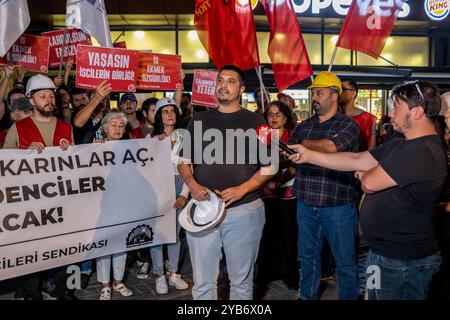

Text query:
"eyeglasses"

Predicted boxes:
[[342, 88, 354, 92], [392, 80, 428, 113], [267, 111, 283, 118]]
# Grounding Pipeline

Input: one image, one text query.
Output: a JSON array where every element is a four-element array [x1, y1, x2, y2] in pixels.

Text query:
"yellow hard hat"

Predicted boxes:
[[308, 71, 342, 95]]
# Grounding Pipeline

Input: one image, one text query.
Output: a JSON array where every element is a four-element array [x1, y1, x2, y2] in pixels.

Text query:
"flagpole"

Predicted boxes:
[[58, 26, 68, 77], [378, 55, 398, 67], [255, 66, 270, 113], [328, 47, 338, 72]]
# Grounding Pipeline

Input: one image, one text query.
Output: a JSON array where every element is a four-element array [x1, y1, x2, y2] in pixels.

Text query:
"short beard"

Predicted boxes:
[[35, 104, 54, 117]]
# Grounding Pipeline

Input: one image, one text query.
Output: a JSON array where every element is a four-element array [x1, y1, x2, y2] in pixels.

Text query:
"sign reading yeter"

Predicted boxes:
[[136, 53, 183, 91], [191, 69, 218, 108], [0, 34, 50, 73], [76, 45, 139, 92]]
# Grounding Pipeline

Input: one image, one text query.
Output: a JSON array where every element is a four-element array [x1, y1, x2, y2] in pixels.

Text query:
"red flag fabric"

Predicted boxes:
[[261, 0, 313, 92], [194, 0, 260, 71], [336, 0, 404, 59]]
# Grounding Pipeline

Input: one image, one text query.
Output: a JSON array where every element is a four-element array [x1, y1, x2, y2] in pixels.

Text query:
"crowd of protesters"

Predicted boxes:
[[0, 63, 449, 301]]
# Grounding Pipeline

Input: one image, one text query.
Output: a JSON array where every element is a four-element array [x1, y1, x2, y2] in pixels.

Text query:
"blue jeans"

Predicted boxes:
[[150, 175, 184, 276], [297, 201, 359, 300], [367, 250, 442, 300]]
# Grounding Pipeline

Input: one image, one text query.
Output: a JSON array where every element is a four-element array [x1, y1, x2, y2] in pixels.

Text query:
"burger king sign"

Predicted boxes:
[[424, 0, 449, 21]]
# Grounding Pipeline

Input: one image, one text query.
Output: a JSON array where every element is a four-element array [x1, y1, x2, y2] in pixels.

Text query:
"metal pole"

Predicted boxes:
[[328, 46, 338, 72], [58, 26, 68, 77]]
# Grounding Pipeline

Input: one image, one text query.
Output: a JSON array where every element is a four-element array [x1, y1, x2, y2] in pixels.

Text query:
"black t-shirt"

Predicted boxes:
[[360, 135, 447, 260], [182, 108, 267, 208]]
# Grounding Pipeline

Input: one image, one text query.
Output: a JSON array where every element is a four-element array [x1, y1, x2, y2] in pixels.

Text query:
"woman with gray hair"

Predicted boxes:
[[95, 111, 134, 300]]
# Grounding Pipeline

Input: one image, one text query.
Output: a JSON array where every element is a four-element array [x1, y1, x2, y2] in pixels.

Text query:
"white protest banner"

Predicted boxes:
[[0, 138, 176, 281]]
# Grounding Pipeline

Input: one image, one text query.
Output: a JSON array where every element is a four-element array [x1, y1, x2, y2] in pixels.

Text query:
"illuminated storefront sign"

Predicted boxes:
[[424, 0, 449, 21]]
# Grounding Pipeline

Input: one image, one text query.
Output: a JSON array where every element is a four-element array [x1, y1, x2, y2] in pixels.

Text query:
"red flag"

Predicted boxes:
[[336, 0, 404, 59], [261, 0, 313, 92], [194, 0, 260, 71]]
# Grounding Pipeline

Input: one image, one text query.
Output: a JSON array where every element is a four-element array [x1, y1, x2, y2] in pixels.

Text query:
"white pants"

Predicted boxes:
[[96, 252, 127, 284], [187, 199, 265, 300]]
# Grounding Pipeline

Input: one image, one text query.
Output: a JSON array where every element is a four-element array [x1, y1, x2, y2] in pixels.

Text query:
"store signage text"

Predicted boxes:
[[424, 0, 449, 21], [291, 0, 411, 18]]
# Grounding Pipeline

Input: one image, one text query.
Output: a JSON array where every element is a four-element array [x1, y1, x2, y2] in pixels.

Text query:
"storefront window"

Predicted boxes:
[[104, 31, 176, 54], [257, 32, 321, 65], [355, 36, 429, 67], [179, 30, 209, 63], [356, 90, 388, 123], [282, 90, 311, 121], [324, 34, 351, 66]]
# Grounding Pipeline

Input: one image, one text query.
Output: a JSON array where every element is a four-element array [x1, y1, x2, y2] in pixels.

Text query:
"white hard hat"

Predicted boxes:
[[26, 74, 56, 97], [155, 97, 179, 113], [178, 190, 226, 233]]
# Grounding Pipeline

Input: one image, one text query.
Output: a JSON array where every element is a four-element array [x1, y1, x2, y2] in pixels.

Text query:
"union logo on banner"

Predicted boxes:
[[424, 0, 449, 21]]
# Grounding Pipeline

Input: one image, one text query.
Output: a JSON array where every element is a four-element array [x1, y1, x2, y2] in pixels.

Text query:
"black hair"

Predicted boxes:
[[218, 65, 245, 85], [141, 97, 159, 113], [56, 84, 69, 94], [391, 81, 441, 120], [263, 100, 293, 129], [152, 105, 181, 136], [343, 80, 358, 95], [7, 88, 25, 105]]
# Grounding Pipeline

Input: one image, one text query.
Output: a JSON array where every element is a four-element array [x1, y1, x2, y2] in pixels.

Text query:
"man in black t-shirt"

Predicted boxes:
[[287, 81, 447, 300], [177, 65, 274, 300]]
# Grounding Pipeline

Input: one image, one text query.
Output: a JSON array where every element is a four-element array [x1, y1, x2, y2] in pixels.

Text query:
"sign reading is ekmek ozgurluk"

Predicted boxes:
[[0, 139, 176, 280], [76, 44, 139, 92], [0, 34, 50, 73], [136, 52, 183, 91]]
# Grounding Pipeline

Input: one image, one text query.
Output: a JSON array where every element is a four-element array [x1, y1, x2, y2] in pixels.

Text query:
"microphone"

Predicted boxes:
[[256, 124, 296, 155]]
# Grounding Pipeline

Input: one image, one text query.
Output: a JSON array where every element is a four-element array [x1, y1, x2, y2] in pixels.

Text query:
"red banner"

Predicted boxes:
[[194, 0, 260, 71], [0, 34, 49, 73], [113, 41, 127, 49], [42, 28, 92, 67], [136, 53, 183, 91], [261, 0, 312, 92], [192, 69, 218, 108], [336, 0, 404, 59], [75, 45, 139, 92]]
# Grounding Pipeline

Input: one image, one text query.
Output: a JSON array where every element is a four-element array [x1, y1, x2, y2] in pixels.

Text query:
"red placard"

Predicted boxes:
[[0, 34, 50, 73], [42, 28, 92, 67], [75, 45, 139, 92], [191, 69, 218, 108], [136, 52, 183, 91], [113, 41, 127, 49]]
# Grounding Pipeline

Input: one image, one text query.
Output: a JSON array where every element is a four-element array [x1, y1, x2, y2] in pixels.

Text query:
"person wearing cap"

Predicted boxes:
[[3, 74, 73, 151], [287, 81, 446, 300], [286, 71, 360, 300], [2, 74, 76, 300], [177, 65, 274, 300], [120, 92, 145, 139], [142, 97, 190, 294]]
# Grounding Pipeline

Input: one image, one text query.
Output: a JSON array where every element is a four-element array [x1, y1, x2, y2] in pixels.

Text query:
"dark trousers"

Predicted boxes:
[[256, 197, 299, 287]]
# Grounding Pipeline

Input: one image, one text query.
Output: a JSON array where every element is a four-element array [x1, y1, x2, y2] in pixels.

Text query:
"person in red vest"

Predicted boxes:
[[120, 92, 145, 139], [3, 74, 73, 151], [339, 80, 377, 151]]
